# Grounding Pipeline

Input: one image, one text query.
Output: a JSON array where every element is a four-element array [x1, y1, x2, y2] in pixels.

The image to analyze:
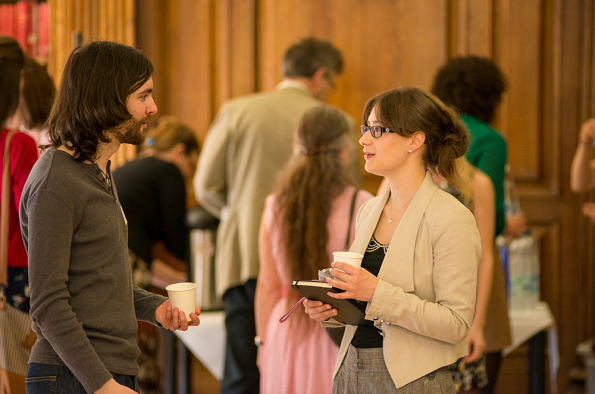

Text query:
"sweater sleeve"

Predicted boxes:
[[134, 286, 168, 324]]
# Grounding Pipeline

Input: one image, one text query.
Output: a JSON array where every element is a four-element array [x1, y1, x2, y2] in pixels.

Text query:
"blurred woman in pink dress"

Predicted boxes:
[[255, 104, 372, 394]]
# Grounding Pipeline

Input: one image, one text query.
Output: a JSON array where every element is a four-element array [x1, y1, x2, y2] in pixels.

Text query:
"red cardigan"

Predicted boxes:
[[1, 128, 38, 268]]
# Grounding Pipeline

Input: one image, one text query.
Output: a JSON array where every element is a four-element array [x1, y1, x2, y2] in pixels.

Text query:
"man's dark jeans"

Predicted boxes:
[[26, 363, 139, 393]]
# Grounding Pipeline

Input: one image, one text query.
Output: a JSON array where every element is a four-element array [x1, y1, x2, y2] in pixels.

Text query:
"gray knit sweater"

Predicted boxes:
[[20, 148, 167, 393]]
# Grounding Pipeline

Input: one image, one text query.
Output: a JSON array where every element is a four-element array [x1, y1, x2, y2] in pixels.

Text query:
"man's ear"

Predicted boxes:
[[311, 67, 327, 86]]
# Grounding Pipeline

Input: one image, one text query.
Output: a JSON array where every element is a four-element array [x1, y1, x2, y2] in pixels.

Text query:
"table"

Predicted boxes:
[[503, 302, 559, 394], [174, 310, 226, 380]]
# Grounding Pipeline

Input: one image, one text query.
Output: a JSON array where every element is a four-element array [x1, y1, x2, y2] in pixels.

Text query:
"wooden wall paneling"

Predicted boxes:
[[556, 0, 593, 389], [467, 0, 493, 56], [230, 0, 255, 98], [586, 0, 595, 339], [257, 0, 450, 193], [48, 0, 73, 84], [81, 0, 91, 42], [49, 0, 137, 167], [448, 0, 493, 58], [495, 0, 542, 181], [169, 0, 215, 143], [136, 0, 215, 143], [214, 0, 256, 109], [136, 0, 168, 115]]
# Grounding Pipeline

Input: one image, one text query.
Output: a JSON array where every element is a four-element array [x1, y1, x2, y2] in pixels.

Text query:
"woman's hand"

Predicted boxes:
[[463, 323, 486, 363], [156, 300, 200, 331], [303, 299, 338, 322], [326, 262, 379, 302]]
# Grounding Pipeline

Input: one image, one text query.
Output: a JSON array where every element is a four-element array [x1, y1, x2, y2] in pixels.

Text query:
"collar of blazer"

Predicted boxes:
[[349, 171, 439, 293]]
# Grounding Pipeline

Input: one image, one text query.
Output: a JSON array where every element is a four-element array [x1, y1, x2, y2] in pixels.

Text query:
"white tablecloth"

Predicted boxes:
[[503, 301, 559, 394], [174, 310, 226, 380]]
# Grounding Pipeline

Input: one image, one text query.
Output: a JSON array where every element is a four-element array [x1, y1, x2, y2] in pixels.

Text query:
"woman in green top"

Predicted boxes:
[[432, 55, 526, 394]]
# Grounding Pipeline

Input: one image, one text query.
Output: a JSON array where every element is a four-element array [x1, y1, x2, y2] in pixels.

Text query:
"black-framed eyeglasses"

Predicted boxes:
[[360, 125, 397, 138]]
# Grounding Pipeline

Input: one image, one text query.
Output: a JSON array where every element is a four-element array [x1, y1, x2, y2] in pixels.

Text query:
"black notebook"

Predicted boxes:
[[291, 280, 367, 326]]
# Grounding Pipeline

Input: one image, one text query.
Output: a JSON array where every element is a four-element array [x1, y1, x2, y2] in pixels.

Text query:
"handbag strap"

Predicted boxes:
[[1, 130, 16, 286], [343, 189, 359, 250]]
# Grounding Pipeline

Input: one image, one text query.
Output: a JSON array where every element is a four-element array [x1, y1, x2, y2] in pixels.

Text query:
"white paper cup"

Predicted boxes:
[[166, 282, 197, 322], [332, 251, 364, 272]]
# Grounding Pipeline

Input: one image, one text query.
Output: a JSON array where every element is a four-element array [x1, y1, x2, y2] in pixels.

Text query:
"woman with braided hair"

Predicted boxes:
[[255, 104, 372, 394], [304, 86, 481, 393]]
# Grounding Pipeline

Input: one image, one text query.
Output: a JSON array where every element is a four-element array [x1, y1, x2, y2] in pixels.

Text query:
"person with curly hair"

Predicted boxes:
[[432, 56, 522, 394]]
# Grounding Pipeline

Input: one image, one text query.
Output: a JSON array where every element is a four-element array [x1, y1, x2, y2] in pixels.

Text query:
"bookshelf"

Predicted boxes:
[[0, 0, 49, 64]]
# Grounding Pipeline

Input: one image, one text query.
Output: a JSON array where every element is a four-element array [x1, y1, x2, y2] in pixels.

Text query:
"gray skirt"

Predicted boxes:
[[332, 345, 456, 394]]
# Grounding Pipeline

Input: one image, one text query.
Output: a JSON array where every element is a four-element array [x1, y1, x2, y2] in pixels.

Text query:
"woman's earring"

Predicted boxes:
[[408, 149, 413, 153]]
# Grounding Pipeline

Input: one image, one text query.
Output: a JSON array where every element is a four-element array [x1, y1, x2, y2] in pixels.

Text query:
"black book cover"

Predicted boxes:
[[291, 280, 367, 326]]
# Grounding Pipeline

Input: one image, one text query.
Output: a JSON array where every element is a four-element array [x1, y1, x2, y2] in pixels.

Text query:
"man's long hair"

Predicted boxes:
[[46, 41, 154, 162]]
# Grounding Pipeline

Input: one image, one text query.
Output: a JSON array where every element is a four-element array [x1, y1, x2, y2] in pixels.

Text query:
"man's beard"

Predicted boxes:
[[113, 116, 149, 145]]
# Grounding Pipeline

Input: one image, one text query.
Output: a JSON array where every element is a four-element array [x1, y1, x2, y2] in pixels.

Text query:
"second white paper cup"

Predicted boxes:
[[332, 251, 364, 271], [166, 282, 197, 322]]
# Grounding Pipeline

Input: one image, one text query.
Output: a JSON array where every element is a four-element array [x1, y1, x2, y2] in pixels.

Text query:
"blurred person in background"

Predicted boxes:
[[113, 116, 200, 289], [255, 104, 372, 394], [432, 55, 520, 394], [431, 159, 496, 394], [194, 37, 354, 394], [6, 57, 55, 154], [0, 36, 38, 394], [570, 118, 595, 221], [112, 115, 200, 394]]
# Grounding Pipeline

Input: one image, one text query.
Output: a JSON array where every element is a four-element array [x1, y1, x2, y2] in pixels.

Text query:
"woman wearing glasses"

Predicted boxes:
[[304, 86, 481, 393]]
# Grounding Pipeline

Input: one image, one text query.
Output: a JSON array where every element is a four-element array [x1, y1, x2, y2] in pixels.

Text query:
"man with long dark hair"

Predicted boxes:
[[20, 41, 200, 394]]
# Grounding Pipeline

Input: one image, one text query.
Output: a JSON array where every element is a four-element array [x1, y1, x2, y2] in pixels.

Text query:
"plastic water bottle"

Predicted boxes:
[[508, 236, 530, 310], [504, 164, 521, 217], [500, 164, 540, 311]]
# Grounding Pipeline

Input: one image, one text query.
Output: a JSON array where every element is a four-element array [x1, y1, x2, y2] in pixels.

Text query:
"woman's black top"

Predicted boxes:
[[112, 156, 188, 265], [351, 235, 388, 348]]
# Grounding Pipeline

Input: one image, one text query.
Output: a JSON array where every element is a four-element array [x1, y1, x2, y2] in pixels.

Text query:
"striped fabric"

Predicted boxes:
[[0, 303, 32, 376]]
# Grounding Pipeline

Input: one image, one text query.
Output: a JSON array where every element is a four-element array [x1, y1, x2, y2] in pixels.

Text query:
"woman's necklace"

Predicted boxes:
[[99, 168, 112, 189], [387, 196, 414, 223]]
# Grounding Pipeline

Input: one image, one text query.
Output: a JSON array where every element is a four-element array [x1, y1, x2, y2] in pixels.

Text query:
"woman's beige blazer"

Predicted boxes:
[[329, 172, 481, 388]]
